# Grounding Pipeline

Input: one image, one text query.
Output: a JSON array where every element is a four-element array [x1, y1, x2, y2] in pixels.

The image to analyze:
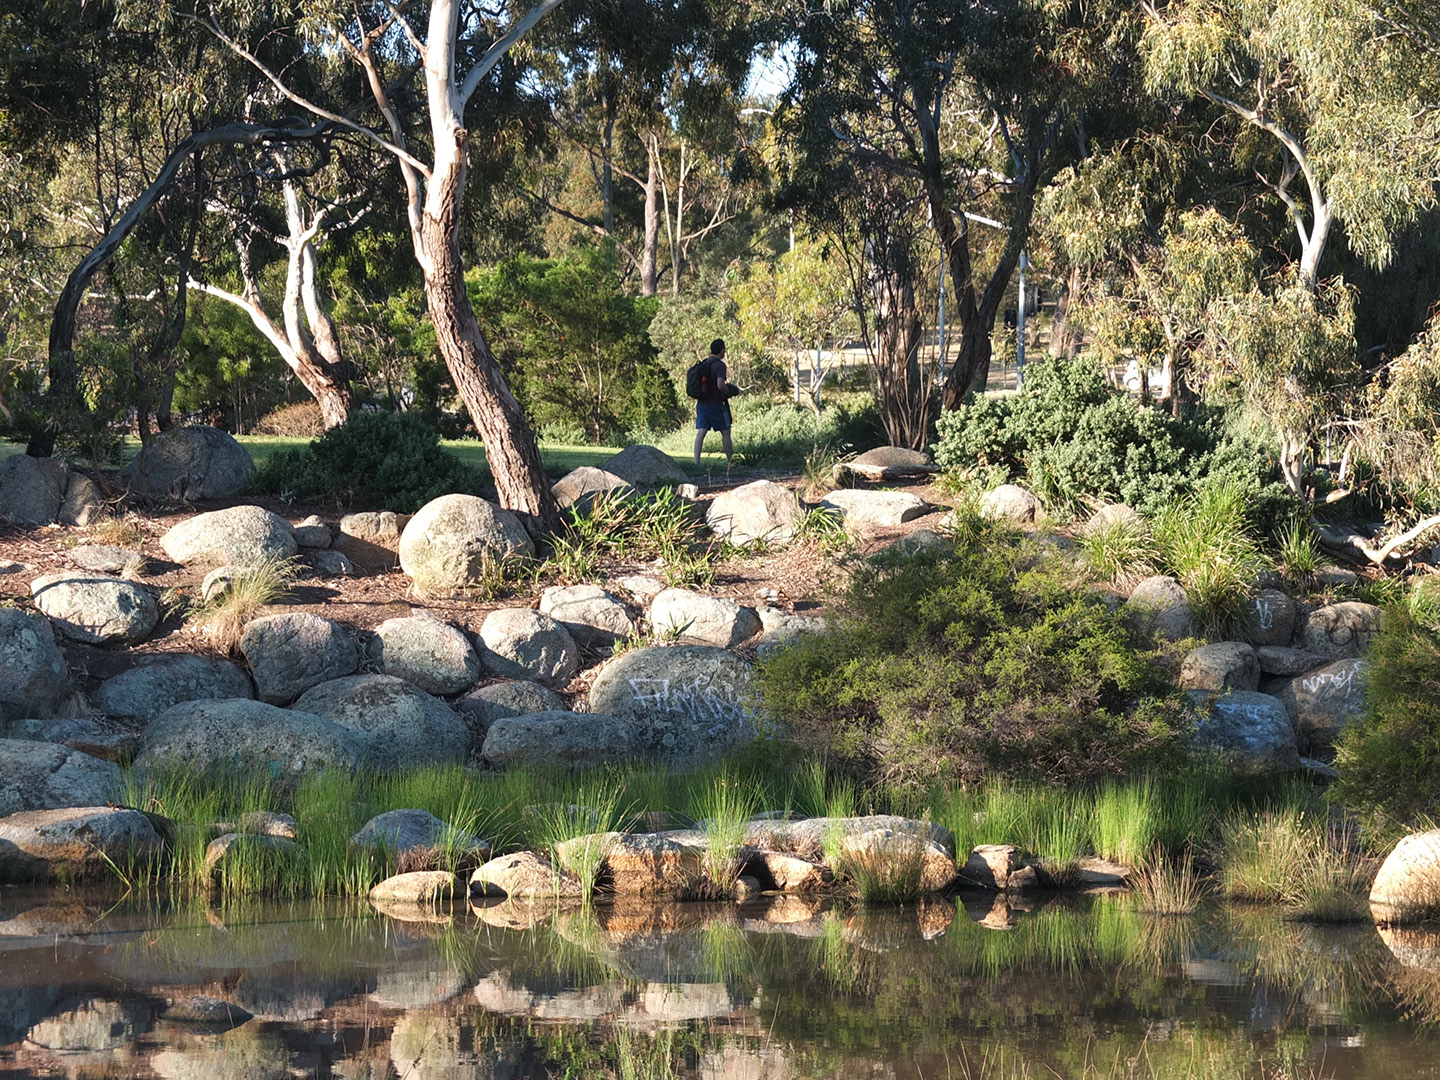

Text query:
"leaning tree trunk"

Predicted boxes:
[[639, 135, 661, 298], [873, 267, 928, 451]]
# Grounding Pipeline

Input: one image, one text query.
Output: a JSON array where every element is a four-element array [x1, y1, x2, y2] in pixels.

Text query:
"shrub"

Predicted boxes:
[[1151, 480, 1265, 637], [251, 411, 486, 512], [252, 401, 325, 437], [756, 512, 1187, 788]]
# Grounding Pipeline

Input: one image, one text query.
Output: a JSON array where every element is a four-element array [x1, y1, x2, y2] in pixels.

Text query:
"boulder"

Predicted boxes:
[[307, 549, 355, 578], [239, 613, 358, 704], [291, 516, 332, 548], [482, 710, 643, 768], [551, 466, 634, 511], [819, 489, 929, 530], [235, 811, 298, 839], [58, 472, 104, 527], [477, 608, 579, 687], [706, 480, 803, 548], [0, 740, 122, 816], [470, 851, 585, 900], [135, 699, 361, 782], [1298, 601, 1383, 659], [29, 572, 157, 645], [1179, 642, 1260, 692], [349, 809, 491, 872], [370, 870, 460, 904], [959, 844, 1025, 890], [838, 827, 957, 892], [1273, 658, 1367, 755], [6, 717, 139, 763], [1255, 645, 1327, 677], [978, 483, 1042, 524], [0, 807, 162, 883], [121, 425, 254, 498], [619, 574, 666, 605], [1371, 830, 1440, 925], [556, 830, 704, 895], [90, 654, 254, 720], [398, 494, 534, 597], [0, 608, 69, 723], [1188, 690, 1300, 771], [837, 446, 938, 482], [744, 851, 832, 893], [740, 815, 956, 893], [372, 614, 480, 695], [291, 674, 471, 770], [159, 505, 297, 568], [455, 680, 566, 731], [204, 832, 299, 882], [874, 529, 949, 559], [539, 584, 637, 646], [160, 997, 252, 1029], [755, 608, 827, 656], [1082, 503, 1145, 536], [0, 454, 68, 525], [649, 588, 761, 648], [1246, 588, 1298, 648], [587, 645, 758, 758], [334, 511, 408, 571], [69, 543, 135, 574], [601, 444, 688, 487], [1126, 575, 1195, 641]]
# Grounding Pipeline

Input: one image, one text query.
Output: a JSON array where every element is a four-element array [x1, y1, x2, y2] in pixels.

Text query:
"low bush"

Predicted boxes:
[[756, 512, 1187, 787], [251, 410, 486, 512], [252, 401, 325, 437], [1151, 480, 1266, 637]]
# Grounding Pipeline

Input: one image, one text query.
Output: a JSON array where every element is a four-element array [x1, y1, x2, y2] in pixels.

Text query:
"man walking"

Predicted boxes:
[[693, 338, 737, 467]]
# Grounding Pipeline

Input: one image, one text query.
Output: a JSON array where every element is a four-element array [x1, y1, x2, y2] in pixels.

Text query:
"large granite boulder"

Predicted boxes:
[[29, 572, 157, 645], [0, 455, 68, 526], [1273, 658, 1367, 756], [706, 480, 803, 548], [292, 516, 331, 548], [1372, 830, 1440, 925], [0, 608, 69, 723], [90, 654, 254, 720], [482, 710, 644, 768], [978, 483, 1041, 524], [551, 467, 634, 511], [471, 851, 585, 900], [1126, 575, 1195, 641], [369, 871, 460, 905], [1245, 588, 1298, 648], [455, 680, 565, 731], [1179, 642, 1260, 692], [239, 613, 358, 704], [121, 425, 254, 498], [838, 446, 938, 482], [555, 830, 703, 896], [819, 489, 929, 530], [350, 808, 491, 875], [587, 645, 758, 758], [649, 588, 761, 648], [0, 740, 122, 816], [334, 511, 408, 571], [291, 674, 471, 770], [1188, 690, 1300, 771], [135, 699, 361, 782], [159, 505, 297, 568], [372, 614, 480, 695], [1298, 602, 1383, 659], [477, 608, 579, 687], [398, 494, 533, 597], [0, 807, 163, 883], [601, 445, 688, 487], [539, 585, 637, 647]]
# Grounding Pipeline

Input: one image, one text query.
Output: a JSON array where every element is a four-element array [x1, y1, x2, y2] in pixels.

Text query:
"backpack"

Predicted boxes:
[[685, 356, 718, 400]]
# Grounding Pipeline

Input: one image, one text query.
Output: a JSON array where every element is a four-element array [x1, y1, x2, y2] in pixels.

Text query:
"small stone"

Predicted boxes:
[[370, 870, 459, 904], [292, 516, 332, 548]]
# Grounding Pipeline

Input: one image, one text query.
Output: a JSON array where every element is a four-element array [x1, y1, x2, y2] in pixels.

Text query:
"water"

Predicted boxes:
[[2, 887, 1439, 1079]]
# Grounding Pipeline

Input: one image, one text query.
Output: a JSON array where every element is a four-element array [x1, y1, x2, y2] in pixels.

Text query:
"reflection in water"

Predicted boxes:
[[1, 887, 1439, 1078]]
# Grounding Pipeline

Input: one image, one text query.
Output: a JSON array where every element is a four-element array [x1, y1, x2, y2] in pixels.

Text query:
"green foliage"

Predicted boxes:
[[1213, 803, 1366, 921], [1333, 596, 1440, 833], [182, 553, 299, 655], [757, 512, 1187, 787], [251, 411, 486, 512], [469, 242, 680, 443], [1078, 515, 1158, 588], [1151, 481, 1266, 637]]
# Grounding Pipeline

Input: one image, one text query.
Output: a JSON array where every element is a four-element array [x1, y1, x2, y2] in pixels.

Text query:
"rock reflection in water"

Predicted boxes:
[[2, 887, 1440, 1078]]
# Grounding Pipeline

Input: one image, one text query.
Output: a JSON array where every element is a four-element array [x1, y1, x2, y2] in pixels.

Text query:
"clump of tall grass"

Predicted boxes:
[[530, 784, 625, 902], [1216, 805, 1369, 921], [1151, 481, 1264, 637], [799, 443, 851, 500], [689, 769, 762, 897], [1079, 514, 1158, 588], [835, 831, 929, 904], [1272, 516, 1322, 589], [182, 553, 298, 653], [1129, 847, 1205, 915]]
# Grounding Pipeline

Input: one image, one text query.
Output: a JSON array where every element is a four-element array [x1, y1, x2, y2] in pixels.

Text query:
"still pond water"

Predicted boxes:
[[3, 887, 1440, 1079]]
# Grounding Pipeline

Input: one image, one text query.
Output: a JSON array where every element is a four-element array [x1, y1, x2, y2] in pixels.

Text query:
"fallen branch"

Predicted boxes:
[[1311, 513, 1440, 567]]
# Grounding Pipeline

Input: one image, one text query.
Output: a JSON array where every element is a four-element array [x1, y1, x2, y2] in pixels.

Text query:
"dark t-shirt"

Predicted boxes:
[[705, 355, 728, 403]]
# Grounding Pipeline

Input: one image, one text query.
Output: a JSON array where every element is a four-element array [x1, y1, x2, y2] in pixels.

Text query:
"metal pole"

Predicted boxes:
[[1016, 250, 1028, 392]]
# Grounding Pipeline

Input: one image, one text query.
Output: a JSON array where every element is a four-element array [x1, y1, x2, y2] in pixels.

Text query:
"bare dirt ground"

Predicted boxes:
[[0, 472, 955, 700]]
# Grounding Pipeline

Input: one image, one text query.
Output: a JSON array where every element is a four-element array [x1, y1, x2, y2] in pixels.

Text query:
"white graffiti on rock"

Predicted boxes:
[[627, 675, 752, 724]]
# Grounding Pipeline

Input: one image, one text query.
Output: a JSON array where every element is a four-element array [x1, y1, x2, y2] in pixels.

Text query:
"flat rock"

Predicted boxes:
[[0, 740, 122, 816], [1188, 690, 1300, 772], [6, 717, 140, 763], [0, 807, 162, 883], [334, 511, 408, 571], [454, 680, 565, 732], [135, 699, 361, 782], [398, 494, 533, 598], [744, 851, 832, 892], [1273, 658, 1367, 755], [649, 588, 761, 648], [1179, 642, 1259, 692], [69, 544, 135, 574], [470, 851, 585, 900], [160, 996, 253, 1029], [706, 480, 803, 548], [482, 710, 643, 768], [121, 425, 254, 498], [838, 446, 938, 481], [0, 455, 68, 526], [372, 614, 480, 695], [0, 608, 69, 723], [873, 529, 949, 559], [539, 584, 636, 647], [349, 809, 491, 873], [26, 998, 147, 1051], [1255, 645, 1326, 677], [601, 445, 688, 487], [370, 871, 460, 904], [551, 467, 634, 511], [307, 548, 355, 578], [838, 827, 956, 892], [159, 505, 297, 568], [1298, 602, 1383, 659], [820, 489, 929, 529], [240, 613, 358, 705], [291, 674, 471, 770], [477, 608, 579, 687], [1372, 830, 1440, 925], [30, 572, 157, 645], [1246, 588, 1297, 647], [91, 654, 253, 720], [1126, 575, 1194, 641], [978, 483, 1041, 524], [587, 645, 758, 759]]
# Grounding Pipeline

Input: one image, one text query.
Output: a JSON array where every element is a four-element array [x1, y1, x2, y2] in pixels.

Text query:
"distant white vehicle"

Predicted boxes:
[[1123, 359, 1168, 396]]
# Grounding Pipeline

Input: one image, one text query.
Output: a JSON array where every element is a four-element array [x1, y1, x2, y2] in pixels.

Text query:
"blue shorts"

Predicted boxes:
[[695, 401, 731, 432]]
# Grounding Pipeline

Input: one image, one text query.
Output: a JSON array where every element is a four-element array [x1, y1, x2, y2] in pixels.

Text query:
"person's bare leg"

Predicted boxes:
[[721, 430, 733, 463], [694, 428, 707, 467]]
